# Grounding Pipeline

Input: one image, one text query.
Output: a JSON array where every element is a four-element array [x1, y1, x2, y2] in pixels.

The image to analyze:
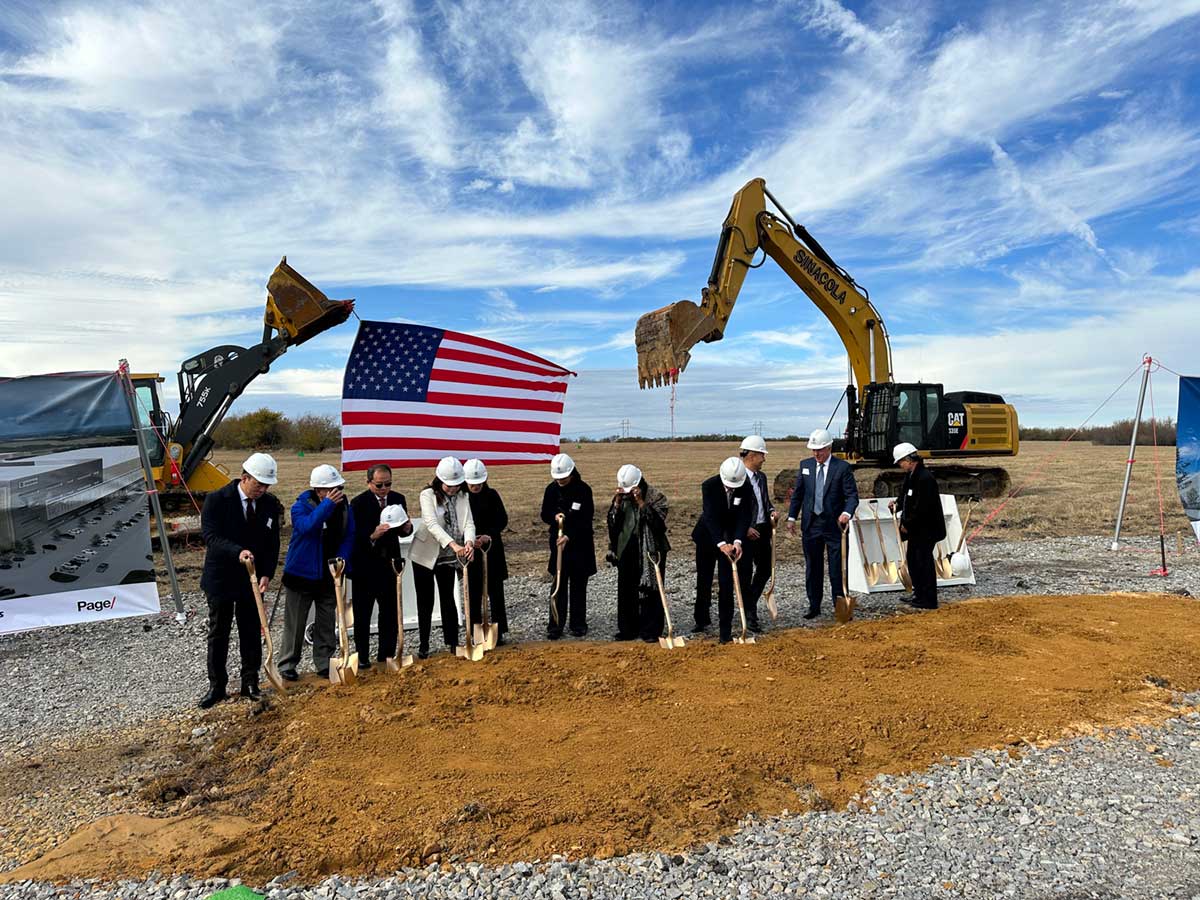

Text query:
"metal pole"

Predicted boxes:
[[117, 361, 186, 619], [1111, 355, 1152, 551]]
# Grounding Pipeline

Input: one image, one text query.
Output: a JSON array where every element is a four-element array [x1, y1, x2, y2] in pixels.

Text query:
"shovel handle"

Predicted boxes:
[[868, 501, 891, 565], [646, 551, 674, 640], [954, 502, 974, 553]]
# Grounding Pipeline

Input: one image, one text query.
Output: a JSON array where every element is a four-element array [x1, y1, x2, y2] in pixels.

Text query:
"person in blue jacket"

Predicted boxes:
[[277, 464, 356, 680]]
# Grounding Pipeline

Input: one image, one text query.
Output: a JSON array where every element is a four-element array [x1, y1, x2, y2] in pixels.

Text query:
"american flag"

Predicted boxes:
[[341, 321, 576, 470]]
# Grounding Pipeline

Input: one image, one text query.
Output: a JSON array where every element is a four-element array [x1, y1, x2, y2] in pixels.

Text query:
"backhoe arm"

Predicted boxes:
[[173, 258, 354, 480], [634, 178, 892, 391]]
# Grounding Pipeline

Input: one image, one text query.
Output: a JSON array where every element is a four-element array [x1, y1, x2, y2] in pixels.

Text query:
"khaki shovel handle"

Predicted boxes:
[[244, 559, 273, 652], [328, 558, 349, 662], [869, 502, 891, 564], [479, 544, 491, 628], [647, 551, 674, 637], [955, 503, 974, 553], [391, 558, 406, 660]]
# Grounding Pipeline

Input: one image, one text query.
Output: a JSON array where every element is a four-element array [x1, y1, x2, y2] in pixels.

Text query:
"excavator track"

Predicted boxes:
[[772, 465, 1010, 505]]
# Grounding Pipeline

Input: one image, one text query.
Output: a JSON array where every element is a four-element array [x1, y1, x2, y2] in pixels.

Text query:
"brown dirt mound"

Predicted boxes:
[[9, 592, 1200, 884]]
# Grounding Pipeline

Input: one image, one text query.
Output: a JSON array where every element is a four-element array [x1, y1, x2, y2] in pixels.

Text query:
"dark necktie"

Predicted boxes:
[[245, 498, 256, 527], [379, 495, 387, 509]]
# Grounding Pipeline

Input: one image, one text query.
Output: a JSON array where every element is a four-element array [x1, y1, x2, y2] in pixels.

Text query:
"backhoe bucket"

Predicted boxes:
[[265, 257, 355, 347], [634, 300, 718, 389]]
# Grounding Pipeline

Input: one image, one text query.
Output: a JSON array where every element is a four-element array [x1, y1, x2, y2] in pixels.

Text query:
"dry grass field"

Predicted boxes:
[[155, 441, 1196, 589]]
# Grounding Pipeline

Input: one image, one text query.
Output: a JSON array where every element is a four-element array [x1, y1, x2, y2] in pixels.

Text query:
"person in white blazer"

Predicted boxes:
[[410, 457, 476, 657]]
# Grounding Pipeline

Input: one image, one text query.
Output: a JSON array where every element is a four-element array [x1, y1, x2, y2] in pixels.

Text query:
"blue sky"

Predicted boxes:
[[2, 0, 1199, 438]]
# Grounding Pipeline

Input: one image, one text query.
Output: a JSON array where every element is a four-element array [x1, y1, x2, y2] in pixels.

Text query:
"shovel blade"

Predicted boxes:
[[472, 624, 485, 646], [482, 624, 499, 651], [898, 564, 913, 591], [765, 591, 778, 623], [347, 652, 360, 676], [329, 658, 344, 685], [400, 654, 414, 668], [658, 636, 673, 650], [385, 657, 401, 673], [468, 645, 485, 662], [671, 635, 687, 649], [456, 645, 468, 659], [834, 595, 856, 624]]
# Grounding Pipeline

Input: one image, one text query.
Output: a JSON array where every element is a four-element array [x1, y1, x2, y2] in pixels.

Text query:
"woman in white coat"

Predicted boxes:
[[410, 457, 476, 657]]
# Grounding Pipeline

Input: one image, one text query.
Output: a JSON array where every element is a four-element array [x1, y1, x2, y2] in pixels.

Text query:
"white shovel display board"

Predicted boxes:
[[845, 495, 976, 593]]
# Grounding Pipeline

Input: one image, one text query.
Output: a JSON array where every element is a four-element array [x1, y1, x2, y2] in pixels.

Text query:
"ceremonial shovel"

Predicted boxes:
[[731, 555, 756, 645], [869, 501, 901, 584], [456, 558, 485, 662], [472, 544, 499, 651], [852, 513, 879, 587], [888, 507, 914, 592], [833, 524, 856, 624], [647, 551, 685, 649], [762, 517, 779, 623], [549, 513, 565, 627], [328, 558, 358, 685], [385, 559, 413, 671], [244, 559, 285, 694]]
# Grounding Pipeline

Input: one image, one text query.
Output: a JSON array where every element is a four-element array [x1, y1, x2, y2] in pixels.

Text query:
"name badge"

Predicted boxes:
[[265, 517, 273, 529], [907, 489, 913, 496], [802, 470, 811, 476], [733, 497, 742, 506], [571, 502, 582, 511]]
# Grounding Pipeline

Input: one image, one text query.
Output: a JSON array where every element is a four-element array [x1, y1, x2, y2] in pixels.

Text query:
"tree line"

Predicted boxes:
[[215, 408, 1177, 451]]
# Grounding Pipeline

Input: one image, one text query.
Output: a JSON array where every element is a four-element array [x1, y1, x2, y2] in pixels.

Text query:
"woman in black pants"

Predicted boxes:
[[410, 457, 475, 657], [464, 459, 510, 645], [540, 453, 596, 638]]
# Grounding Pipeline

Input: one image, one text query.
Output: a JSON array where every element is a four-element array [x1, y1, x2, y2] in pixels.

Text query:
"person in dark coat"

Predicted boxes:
[[692, 457, 754, 643], [198, 452, 283, 708], [540, 452, 595, 638], [786, 427, 859, 619], [890, 442, 947, 609], [739, 435, 776, 632], [606, 464, 670, 643], [463, 459, 510, 644], [349, 464, 413, 669]]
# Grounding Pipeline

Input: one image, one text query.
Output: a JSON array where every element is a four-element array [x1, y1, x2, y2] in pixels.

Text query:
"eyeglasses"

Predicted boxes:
[[371, 481, 392, 488]]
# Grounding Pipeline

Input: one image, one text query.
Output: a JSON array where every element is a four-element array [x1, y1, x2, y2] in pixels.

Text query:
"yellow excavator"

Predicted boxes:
[[130, 258, 354, 535], [635, 178, 1018, 499]]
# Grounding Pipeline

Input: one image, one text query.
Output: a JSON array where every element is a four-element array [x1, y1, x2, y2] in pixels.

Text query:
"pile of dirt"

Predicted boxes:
[[9, 592, 1200, 884]]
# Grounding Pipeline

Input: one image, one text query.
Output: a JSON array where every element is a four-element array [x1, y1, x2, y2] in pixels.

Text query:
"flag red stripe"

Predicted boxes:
[[342, 411, 561, 434], [345, 457, 554, 471], [343, 437, 558, 454], [423, 391, 564, 413], [429, 367, 568, 393], [435, 346, 565, 378], [443, 330, 572, 372]]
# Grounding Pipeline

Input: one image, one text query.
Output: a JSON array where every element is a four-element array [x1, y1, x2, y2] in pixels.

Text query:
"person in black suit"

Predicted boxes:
[[692, 457, 754, 643], [890, 442, 946, 609], [540, 453, 595, 638], [464, 459, 511, 644], [349, 464, 413, 669], [198, 453, 283, 708], [786, 428, 859, 619], [739, 435, 776, 632]]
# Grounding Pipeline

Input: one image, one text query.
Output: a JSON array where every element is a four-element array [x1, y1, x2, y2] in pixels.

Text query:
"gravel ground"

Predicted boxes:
[[1, 533, 1198, 896]]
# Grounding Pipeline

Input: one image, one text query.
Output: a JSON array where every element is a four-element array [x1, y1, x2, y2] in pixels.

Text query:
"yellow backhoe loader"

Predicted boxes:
[[131, 258, 354, 536], [635, 178, 1018, 499]]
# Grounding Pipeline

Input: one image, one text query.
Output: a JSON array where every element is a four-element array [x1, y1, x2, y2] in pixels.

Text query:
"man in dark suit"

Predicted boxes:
[[199, 452, 283, 708], [786, 428, 859, 619], [692, 456, 754, 643], [349, 464, 414, 668], [739, 435, 776, 632], [890, 442, 946, 609]]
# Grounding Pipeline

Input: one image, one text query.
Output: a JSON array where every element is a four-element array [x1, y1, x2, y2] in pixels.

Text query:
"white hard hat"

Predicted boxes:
[[807, 428, 833, 450], [379, 504, 410, 527], [719, 456, 747, 489], [892, 442, 919, 464], [950, 547, 972, 577], [463, 459, 488, 485], [616, 464, 642, 493], [309, 463, 345, 488], [436, 456, 466, 486], [550, 452, 575, 479], [740, 435, 767, 455], [242, 452, 278, 485]]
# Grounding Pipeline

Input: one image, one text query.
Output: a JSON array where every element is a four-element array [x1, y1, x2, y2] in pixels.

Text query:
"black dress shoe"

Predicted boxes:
[[359, 660, 373, 671], [803, 610, 819, 620], [613, 632, 635, 641], [281, 670, 299, 682], [418, 649, 429, 660], [748, 620, 764, 634], [198, 688, 227, 709], [316, 668, 330, 679], [547, 629, 563, 640], [690, 624, 709, 635], [897, 595, 916, 605], [570, 627, 588, 637], [718, 635, 732, 644], [240, 683, 262, 701]]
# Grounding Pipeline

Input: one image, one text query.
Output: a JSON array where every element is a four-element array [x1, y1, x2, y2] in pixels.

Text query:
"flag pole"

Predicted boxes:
[[1111, 355, 1152, 551]]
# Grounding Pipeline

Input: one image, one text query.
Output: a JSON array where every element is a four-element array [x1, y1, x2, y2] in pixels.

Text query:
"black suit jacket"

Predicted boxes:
[[748, 469, 775, 526], [895, 463, 946, 544], [200, 479, 282, 600], [468, 485, 509, 581], [349, 489, 411, 583], [691, 475, 753, 549]]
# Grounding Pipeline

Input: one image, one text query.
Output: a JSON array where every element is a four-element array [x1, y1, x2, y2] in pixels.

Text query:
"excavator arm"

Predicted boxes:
[[635, 178, 892, 393], [172, 258, 354, 480]]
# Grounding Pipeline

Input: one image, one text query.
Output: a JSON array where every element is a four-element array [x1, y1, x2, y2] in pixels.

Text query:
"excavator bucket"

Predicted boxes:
[[634, 300, 718, 389], [265, 257, 355, 346]]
